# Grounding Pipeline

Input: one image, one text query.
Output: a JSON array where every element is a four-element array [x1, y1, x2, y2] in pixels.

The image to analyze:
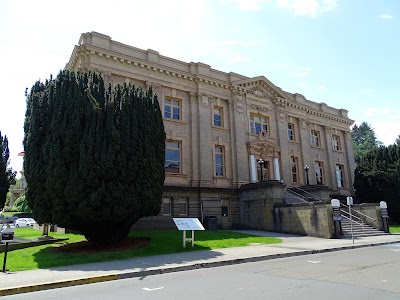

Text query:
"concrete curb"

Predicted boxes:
[[0, 240, 399, 297]]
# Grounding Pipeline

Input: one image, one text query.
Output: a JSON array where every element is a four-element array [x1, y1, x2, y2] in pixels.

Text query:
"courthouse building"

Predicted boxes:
[[66, 32, 356, 230]]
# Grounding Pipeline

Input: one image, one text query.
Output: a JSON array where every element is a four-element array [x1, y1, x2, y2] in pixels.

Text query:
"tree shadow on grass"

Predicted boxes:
[[31, 235, 221, 273]]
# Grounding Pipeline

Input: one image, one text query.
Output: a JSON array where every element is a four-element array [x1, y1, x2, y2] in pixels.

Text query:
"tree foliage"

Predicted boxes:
[[24, 71, 165, 244], [395, 135, 400, 146], [351, 122, 382, 162], [12, 194, 31, 213], [0, 131, 16, 208], [354, 143, 400, 223]]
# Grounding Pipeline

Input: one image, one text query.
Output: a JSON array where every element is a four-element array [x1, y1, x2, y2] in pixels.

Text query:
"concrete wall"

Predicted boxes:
[[348, 203, 383, 230], [274, 203, 335, 238], [240, 182, 335, 238]]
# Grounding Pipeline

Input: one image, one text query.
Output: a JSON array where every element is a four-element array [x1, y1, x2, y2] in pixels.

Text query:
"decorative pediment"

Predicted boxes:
[[247, 141, 281, 158], [233, 76, 288, 101]]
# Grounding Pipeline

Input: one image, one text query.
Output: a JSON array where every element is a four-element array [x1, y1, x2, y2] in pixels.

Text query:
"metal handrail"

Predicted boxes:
[[340, 209, 364, 224], [286, 189, 308, 202], [341, 213, 364, 232], [340, 203, 376, 222], [289, 186, 325, 201]]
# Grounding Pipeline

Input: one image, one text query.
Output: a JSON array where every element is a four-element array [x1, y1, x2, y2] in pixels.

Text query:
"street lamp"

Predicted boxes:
[[258, 159, 265, 182], [304, 165, 310, 185]]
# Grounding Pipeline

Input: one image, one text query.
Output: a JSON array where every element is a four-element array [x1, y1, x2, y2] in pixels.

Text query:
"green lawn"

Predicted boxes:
[[390, 225, 400, 234], [3, 228, 281, 272]]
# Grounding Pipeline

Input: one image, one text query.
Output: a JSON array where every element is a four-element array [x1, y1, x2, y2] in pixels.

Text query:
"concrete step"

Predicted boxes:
[[340, 219, 388, 238]]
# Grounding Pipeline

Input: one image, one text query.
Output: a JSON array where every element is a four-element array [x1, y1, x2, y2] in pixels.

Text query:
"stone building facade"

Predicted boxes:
[[66, 32, 355, 230]]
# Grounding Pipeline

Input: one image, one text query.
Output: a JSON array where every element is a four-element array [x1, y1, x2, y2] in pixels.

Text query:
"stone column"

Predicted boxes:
[[299, 118, 312, 185], [274, 101, 290, 183], [189, 92, 200, 187], [324, 126, 336, 188], [197, 93, 214, 187], [273, 157, 281, 181], [230, 90, 250, 187], [249, 155, 257, 183]]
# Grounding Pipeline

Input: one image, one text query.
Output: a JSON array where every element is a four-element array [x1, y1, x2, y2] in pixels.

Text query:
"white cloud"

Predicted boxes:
[[360, 107, 390, 117], [277, 0, 337, 16], [380, 14, 393, 19], [370, 120, 400, 145]]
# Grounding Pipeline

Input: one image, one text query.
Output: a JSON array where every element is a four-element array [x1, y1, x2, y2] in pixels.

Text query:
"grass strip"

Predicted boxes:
[[390, 225, 400, 234], [3, 228, 281, 271]]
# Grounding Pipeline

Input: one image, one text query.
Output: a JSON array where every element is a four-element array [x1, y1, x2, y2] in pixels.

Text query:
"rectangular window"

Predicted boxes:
[[288, 123, 295, 141], [332, 135, 341, 151], [221, 206, 229, 217], [314, 161, 324, 185], [213, 107, 223, 127], [179, 199, 188, 215], [291, 156, 299, 183], [336, 165, 345, 188], [164, 97, 181, 120], [162, 198, 172, 215], [250, 114, 268, 135], [215, 146, 224, 176], [165, 141, 180, 173], [311, 130, 320, 147], [257, 160, 270, 181]]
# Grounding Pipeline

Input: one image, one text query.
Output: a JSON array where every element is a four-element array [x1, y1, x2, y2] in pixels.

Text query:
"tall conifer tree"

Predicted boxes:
[[0, 131, 16, 208], [24, 71, 165, 244]]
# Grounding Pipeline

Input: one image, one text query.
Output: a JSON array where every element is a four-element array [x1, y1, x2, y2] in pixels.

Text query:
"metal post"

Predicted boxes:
[[2, 242, 9, 272], [183, 230, 186, 248], [347, 196, 354, 244], [304, 165, 310, 185], [258, 159, 264, 182], [191, 230, 194, 248]]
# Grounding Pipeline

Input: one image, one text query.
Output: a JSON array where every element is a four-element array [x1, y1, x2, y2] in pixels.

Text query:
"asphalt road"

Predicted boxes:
[[4, 243, 400, 300]]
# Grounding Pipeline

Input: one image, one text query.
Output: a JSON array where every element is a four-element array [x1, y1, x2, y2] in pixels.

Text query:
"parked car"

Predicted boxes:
[[14, 218, 36, 227], [4, 216, 18, 224]]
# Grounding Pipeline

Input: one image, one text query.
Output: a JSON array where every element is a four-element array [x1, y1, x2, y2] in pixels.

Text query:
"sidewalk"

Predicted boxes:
[[0, 231, 399, 296]]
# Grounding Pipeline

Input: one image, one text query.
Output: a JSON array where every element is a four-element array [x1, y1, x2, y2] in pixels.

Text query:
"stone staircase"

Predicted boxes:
[[341, 218, 388, 238]]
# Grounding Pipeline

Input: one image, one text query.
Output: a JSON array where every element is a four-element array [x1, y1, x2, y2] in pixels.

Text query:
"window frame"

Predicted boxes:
[[257, 160, 270, 181], [215, 145, 225, 177], [250, 113, 269, 135], [162, 198, 172, 216], [314, 161, 324, 185], [288, 123, 295, 141], [332, 134, 341, 151], [336, 164, 345, 188], [165, 140, 181, 174], [311, 130, 321, 147], [290, 156, 299, 183], [179, 199, 188, 215], [164, 96, 181, 121], [213, 106, 223, 127]]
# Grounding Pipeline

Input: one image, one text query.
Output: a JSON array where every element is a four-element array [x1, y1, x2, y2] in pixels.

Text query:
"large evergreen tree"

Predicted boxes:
[[354, 143, 400, 222], [24, 71, 165, 244], [351, 122, 382, 162], [0, 131, 16, 208]]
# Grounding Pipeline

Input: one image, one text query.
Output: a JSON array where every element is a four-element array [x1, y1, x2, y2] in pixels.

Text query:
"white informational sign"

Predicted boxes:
[[347, 196, 353, 206], [173, 218, 205, 231], [173, 218, 205, 248]]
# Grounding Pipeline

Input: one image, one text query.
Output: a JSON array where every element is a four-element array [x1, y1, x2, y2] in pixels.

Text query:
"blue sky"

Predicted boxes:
[[0, 0, 399, 173]]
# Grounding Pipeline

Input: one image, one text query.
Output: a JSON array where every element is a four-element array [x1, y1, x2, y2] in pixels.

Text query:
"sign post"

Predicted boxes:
[[173, 218, 205, 248], [347, 196, 354, 244], [380, 201, 389, 233], [331, 199, 341, 238], [1, 227, 14, 272]]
